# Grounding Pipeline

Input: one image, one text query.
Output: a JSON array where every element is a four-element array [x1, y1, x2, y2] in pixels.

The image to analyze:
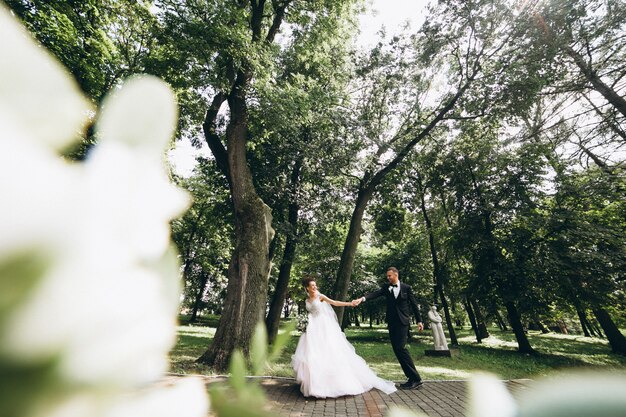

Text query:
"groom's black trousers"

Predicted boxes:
[[388, 322, 421, 382]]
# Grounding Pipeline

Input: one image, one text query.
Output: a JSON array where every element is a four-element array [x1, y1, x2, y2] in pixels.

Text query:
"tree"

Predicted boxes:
[[331, 0, 527, 324], [542, 168, 626, 354], [156, 0, 359, 370], [245, 7, 358, 343]]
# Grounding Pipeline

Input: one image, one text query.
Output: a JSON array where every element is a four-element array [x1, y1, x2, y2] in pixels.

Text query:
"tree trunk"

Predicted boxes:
[[333, 185, 375, 325], [504, 301, 535, 354], [437, 287, 458, 346], [197, 68, 275, 371], [464, 298, 482, 343], [494, 309, 508, 331], [535, 16, 626, 118], [195, 0, 292, 371], [197, 192, 273, 370], [564, 45, 626, 119], [451, 302, 462, 327], [593, 308, 626, 355], [265, 157, 302, 344], [471, 299, 491, 340], [283, 298, 291, 318], [495, 318, 505, 331], [415, 174, 458, 346], [342, 311, 352, 329], [582, 92, 626, 143], [590, 318, 605, 338], [332, 73, 477, 324], [190, 271, 210, 323], [577, 309, 592, 337]]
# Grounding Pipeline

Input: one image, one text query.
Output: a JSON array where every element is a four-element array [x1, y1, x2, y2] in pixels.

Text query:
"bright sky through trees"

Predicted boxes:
[[357, 0, 428, 47], [167, 0, 429, 177]]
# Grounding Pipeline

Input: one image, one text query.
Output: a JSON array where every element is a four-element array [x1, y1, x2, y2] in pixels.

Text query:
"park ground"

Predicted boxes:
[[170, 315, 626, 381]]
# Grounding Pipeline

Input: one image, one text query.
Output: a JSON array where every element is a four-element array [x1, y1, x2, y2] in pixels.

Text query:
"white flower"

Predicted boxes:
[[38, 377, 209, 417], [0, 3, 205, 417], [0, 3, 92, 151], [517, 372, 626, 417], [466, 373, 517, 417]]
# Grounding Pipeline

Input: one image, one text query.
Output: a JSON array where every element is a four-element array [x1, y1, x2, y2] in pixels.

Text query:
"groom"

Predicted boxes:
[[353, 267, 424, 389]]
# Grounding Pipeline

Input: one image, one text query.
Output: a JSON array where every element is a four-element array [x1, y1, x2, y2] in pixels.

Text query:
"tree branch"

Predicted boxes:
[[202, 92, 230, 180], [266, 0, 292, 43]]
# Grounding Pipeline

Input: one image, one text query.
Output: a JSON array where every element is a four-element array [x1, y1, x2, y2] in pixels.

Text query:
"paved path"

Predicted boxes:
[[165, 375, 530, 417], [259, 377, 530, 417]]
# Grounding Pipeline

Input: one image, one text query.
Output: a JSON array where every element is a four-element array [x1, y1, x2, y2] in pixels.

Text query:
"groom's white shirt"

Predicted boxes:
[[389, 281, 400, 298]]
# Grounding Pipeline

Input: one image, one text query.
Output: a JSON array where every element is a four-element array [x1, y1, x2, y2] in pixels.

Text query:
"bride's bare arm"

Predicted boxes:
[[319, 294, 352, 307]]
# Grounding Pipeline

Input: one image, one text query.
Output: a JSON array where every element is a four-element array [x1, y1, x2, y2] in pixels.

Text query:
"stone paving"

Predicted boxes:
[[258, 377, 531, 417], [166, 375, 531, 417]]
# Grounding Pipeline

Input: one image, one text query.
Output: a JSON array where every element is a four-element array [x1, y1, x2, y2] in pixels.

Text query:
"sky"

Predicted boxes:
[[357, 0, 428, 47], [167, 0, 429, 177]]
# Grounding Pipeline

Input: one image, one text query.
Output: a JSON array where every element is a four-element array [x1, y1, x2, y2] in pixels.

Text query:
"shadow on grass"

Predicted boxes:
[[170, 318, 626, 379], [178, 314, 221, 328], [460, 343, 588, 366]]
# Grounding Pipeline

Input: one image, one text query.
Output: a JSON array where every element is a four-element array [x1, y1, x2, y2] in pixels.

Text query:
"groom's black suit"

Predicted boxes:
[[364, 282, 422, 383]]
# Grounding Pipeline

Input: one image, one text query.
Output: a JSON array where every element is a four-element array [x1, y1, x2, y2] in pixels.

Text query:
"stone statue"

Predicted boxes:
[[428, 305, 448, 351]]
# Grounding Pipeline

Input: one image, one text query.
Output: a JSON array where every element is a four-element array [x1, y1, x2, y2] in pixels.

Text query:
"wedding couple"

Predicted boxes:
[[291, 267, 424, 398]]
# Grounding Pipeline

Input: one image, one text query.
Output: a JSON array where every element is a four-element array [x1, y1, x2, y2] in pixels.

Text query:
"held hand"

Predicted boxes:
[[417, 322, 424, 332], [351, 298, 362, 307]]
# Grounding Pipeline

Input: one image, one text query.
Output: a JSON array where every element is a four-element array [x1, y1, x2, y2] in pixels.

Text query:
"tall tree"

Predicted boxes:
[[195, 0, 291, 370], [157, 0, 358, 370], [247, 8, 357, 343], [332, 0, 526, 323]]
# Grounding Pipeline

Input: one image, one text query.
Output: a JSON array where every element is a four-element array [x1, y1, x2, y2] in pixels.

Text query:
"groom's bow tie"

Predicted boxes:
[[389, 284, 398, 288]]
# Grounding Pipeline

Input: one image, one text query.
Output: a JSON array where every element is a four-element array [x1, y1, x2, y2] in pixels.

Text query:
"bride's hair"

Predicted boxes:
[[301, 276, 315, 289]]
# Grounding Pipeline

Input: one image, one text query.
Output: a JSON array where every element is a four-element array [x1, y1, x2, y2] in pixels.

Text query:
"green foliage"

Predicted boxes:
[[0, 251, 49, 322], [208, 321, 295, 417], [7, 0, 157, 101], [171, 158, 234, 317], [541, 167, 626, 309], [13, 0, 626, 370], [372, 204, 408, 242]]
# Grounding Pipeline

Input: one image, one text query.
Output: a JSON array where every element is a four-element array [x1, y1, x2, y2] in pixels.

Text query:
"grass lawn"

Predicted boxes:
[[170, 314, 626, 381]]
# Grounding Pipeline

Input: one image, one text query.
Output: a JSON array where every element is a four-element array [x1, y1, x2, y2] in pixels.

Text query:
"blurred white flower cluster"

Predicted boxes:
[[296, 312, 308, 333], [0, 4, 208, 417]]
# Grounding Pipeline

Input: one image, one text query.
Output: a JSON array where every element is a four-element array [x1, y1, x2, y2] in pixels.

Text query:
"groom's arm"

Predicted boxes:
[[363, 287, 387, 302], [353, 287, 386, 305]]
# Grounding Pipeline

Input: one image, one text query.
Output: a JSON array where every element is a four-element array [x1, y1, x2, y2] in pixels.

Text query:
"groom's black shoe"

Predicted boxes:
[[399, 380, 423, 390]]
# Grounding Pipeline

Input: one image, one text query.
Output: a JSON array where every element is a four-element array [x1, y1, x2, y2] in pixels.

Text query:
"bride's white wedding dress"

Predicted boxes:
[[291, 292, 397, 398]]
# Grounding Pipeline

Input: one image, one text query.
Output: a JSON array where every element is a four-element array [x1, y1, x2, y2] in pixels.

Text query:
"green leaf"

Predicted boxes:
[[0, 251, 49, 324], [250, 322, 268, 376], [228, 349, 247, 392], [269, 319, 296, 363], [210, 384, 274, 417]]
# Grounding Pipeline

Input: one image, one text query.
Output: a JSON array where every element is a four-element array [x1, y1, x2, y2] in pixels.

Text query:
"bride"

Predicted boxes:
[[291, 277, 397, 398]]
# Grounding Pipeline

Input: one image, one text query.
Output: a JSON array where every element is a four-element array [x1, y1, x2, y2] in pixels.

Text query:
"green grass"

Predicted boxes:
[[170, 315, 626, 381]]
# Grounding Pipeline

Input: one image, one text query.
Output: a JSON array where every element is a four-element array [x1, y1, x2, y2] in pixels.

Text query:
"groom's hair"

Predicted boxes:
[[387, 266, 399, 274], [301, 276, 315, 288]]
